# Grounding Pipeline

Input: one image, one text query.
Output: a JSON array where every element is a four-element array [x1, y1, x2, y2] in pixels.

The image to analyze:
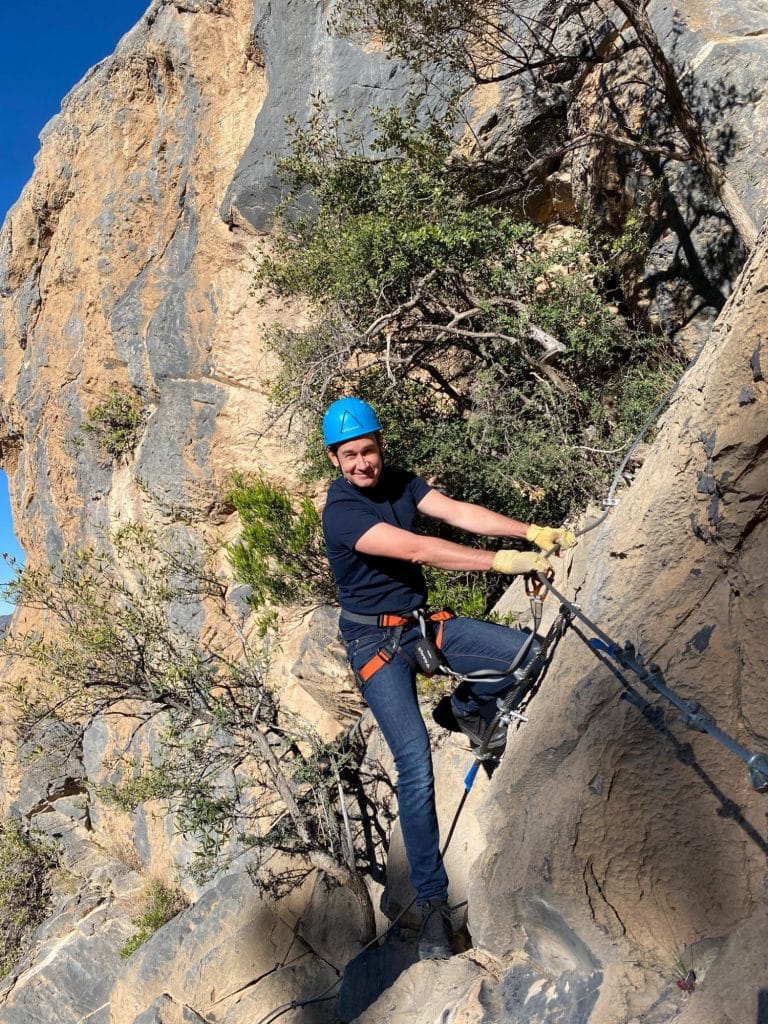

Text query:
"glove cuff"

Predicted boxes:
[[525, 524, 541, 544]]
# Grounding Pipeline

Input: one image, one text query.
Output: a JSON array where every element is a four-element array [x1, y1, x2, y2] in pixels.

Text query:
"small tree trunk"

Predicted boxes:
[[612, 0, 758, 251], [309, 849, 377, 944]]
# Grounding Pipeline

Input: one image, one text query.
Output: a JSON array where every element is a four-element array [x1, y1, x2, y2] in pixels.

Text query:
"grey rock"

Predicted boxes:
[[225, 583, 253, 621], [486, 962, 602, 1024], [218, 958, 340, 1024], [291, 605, 349, 677], [50, 794, 90, 825], [338, 932, 415, 1023], [134, 380, 225, 511], [111, 272, 153, 392], [144, 208, 199, 382], [350, 957, 486, 1024], [12, 718, 85, 819], [0, 885, 132, 1024], [223, 0, 454, 231], [28, 812, 109, 881], [520, 895, 601, 976], [108, 870, 296, 1020], [131, 994, 208, 1024], [637, 0, 768, 344]]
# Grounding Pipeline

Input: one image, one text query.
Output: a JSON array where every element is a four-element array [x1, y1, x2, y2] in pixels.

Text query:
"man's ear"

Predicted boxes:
[[327, 447, 340, 469]]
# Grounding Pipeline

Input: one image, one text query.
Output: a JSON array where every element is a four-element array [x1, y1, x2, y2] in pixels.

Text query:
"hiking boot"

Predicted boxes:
[[454, 707, 508, 758], [453, 710, 486, 747], [418, 899, 454, 960]]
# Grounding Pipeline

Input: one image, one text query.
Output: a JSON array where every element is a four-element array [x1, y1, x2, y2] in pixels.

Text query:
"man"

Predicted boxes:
[[321, 397, 576, 960]]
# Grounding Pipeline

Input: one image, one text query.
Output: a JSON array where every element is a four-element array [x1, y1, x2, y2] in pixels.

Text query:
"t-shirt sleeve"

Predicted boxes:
[[322, 469, 434, 555], [409, 473, 433, 505], [324, 494, 383, 551]]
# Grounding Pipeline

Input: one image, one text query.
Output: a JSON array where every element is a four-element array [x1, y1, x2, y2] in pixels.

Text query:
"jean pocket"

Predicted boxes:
[[344, 631, 390, 689], [345, 636, 380, 671]]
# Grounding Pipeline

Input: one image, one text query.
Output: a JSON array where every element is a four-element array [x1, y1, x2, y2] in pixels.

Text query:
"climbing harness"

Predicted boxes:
[[255, 568, 767, 1024], [256, 283, 750, 1024], [342, 607, 455, 684]]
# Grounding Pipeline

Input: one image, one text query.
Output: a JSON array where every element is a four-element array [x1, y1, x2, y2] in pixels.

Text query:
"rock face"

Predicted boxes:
[[471, 226, 768, 1019], [0, 0, 269, 560], [0, 1, 767, 1023]]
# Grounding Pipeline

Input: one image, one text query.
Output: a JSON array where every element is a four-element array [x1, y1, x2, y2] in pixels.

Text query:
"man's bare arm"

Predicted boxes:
[[354, 522, 496, 571], [417, 488, 530, 540]]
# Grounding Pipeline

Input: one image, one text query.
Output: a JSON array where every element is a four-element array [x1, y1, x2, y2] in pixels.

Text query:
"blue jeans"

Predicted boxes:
[[343, 616, 530, 903]]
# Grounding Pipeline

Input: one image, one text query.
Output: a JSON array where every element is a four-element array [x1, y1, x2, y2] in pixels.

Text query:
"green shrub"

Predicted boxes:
[[255, 106, 680, 567], [226, 473, 335, 610], [3, 527, 369, 892], [81, 386, 144, 460], [120, 878, 188, 958], [0, 820, 57, 977]]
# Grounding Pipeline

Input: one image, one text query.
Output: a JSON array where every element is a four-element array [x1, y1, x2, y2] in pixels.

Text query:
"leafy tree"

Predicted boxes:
[[335, 0, 757, 250], [225, 473, 335, 610], [1, 527, 374, 936], [79, 386, 145, 461], [259, 107, 678, 554]]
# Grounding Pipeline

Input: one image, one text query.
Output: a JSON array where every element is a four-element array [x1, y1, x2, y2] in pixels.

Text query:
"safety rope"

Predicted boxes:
[[254, 337, 753, 1022], [529, 572, 768, 793], [253, 563, 768, 1024], [575, 343, 700, 537], [461, 601, 573, 787]]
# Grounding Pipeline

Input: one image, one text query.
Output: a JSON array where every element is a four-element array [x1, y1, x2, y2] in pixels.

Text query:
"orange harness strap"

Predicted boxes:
[[428, 609, 454, 651], [357, 646, 395, 684], [355, 609, 456, 684]]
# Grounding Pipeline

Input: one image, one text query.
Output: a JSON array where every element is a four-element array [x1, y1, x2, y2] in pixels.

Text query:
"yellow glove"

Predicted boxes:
[[525, 524, 577, 552], [492, 550, 551, 575]]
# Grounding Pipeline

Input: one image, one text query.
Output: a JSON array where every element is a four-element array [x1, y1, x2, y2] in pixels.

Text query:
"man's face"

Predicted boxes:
[[328, 433, 383, 489]]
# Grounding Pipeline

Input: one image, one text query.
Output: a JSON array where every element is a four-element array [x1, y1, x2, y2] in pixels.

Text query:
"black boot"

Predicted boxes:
[[418, 899, 454, 960], [452, 709, 486, 747], [454, 706, 508, 758]]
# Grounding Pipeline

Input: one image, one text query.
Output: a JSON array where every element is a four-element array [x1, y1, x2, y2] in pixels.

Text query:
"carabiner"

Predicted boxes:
[[524, 567, 554, 600]]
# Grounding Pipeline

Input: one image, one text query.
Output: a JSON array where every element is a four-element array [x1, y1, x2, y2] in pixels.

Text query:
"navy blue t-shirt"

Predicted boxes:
[[322, 466, 433, 618]]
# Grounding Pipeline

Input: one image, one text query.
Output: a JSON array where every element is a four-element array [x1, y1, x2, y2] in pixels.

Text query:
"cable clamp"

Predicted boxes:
[[499, 708, 528, 726], [748, 752, 768, 793], [680, 700, 715, 733], [603, 497, 621, 508]]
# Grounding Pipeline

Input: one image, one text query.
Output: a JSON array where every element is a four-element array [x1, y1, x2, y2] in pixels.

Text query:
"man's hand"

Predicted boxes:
[[525, 524, 577, 552], [492, 550, 551, 575]]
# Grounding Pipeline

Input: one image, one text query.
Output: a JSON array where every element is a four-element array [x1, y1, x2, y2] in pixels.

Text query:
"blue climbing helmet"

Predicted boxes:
[[322, 397, 382, 446]]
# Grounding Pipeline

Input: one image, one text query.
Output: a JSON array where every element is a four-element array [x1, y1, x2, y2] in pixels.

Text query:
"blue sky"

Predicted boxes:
[[0, 0, 150, 613]]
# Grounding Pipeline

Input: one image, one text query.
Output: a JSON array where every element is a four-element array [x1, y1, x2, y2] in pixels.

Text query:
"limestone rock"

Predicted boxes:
[[469, 223, 768, 1018], [81, 705, 201, 879], [131, 995, 208, 1024], [0, 903, 129, 1024], [349, 956, 486, 1024], [0, 0, 271, 565], [12, 717, 85, 818], [1, 0, 768, 1022], [107, 866, 359, 1024], [0, 821, 143, 1024], [223, 0, 447, 231]]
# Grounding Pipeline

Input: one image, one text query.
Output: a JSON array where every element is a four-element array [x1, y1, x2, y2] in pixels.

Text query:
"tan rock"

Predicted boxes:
[[469, 224, 768, 1015]]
